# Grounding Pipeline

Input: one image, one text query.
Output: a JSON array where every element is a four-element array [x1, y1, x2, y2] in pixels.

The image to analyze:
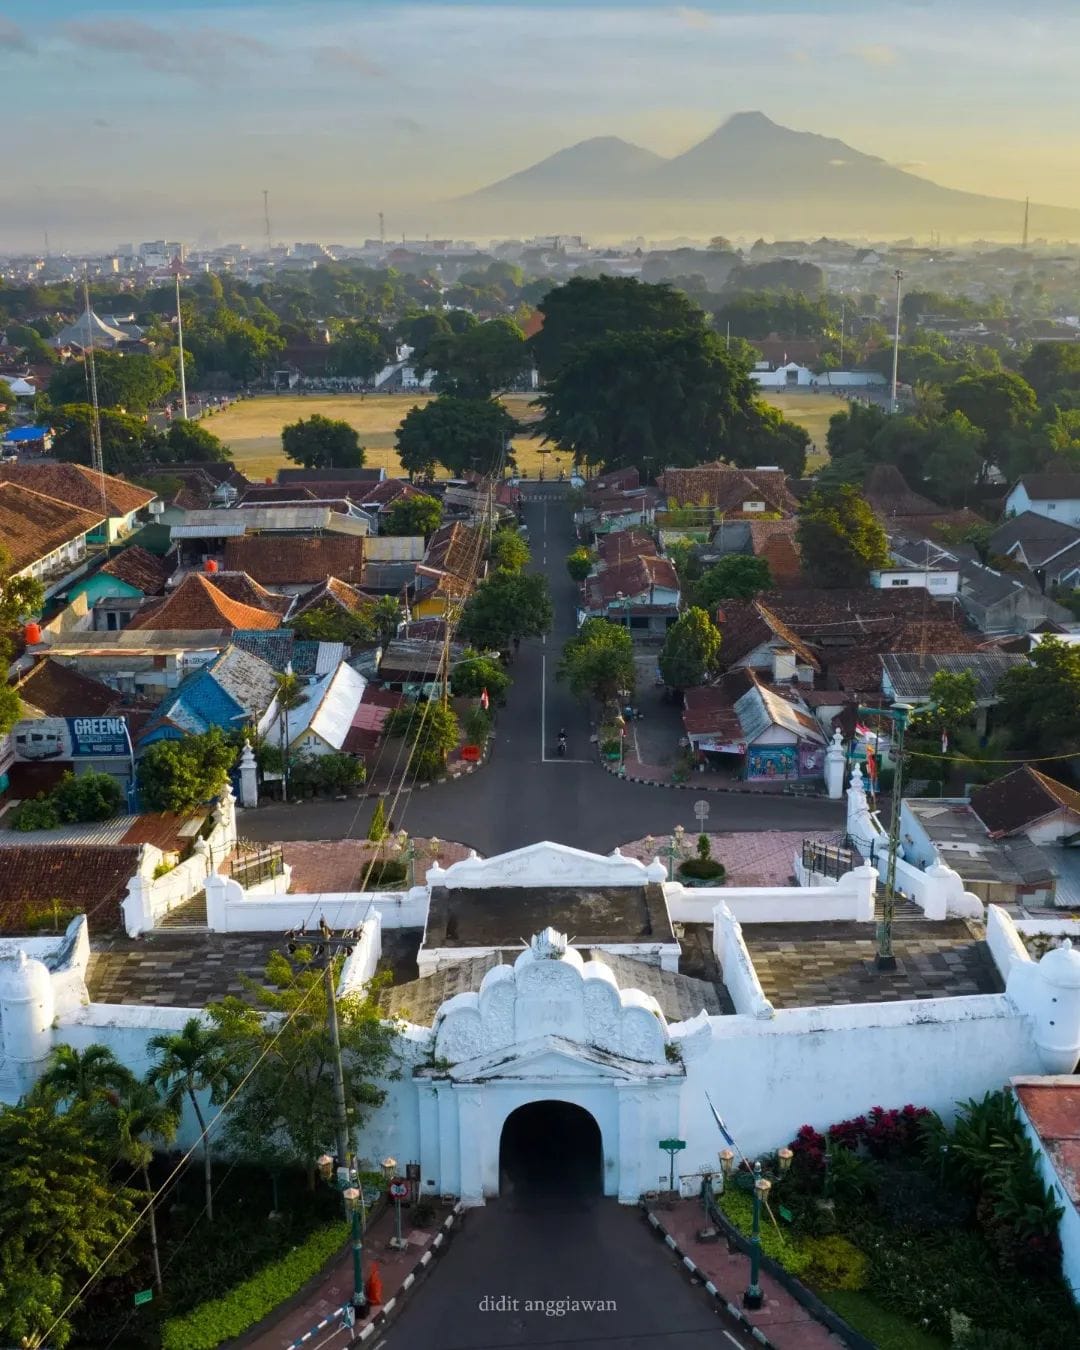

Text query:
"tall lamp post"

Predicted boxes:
[[383, 1155, 408, 1250], [663, 824, 686, 882], [393, 831, 418, 888], [317, 1153, 367, 1311], [857, 704, 909, 971], [719, 1147, 793, 1310]]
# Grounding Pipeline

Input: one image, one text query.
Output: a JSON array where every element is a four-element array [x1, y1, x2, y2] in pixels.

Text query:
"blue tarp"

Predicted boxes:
[[2, 425, 51, 444]]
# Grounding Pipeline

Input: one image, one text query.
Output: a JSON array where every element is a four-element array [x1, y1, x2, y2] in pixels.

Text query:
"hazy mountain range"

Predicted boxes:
[[447, 113, 1080, 242]]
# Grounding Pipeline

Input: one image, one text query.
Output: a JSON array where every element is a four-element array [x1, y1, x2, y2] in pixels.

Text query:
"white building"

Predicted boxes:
[[1006, 472, 1080, 526], [749, 361, 815, 389]]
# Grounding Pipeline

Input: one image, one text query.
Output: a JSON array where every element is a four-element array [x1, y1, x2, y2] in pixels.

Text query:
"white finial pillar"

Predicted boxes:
[[825, 728, 846, 800], [238, 743, 258, 809]]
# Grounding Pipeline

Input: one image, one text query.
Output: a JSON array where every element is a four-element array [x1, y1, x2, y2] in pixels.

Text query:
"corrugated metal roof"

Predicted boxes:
[[881, 651, 1029, 702], [283, 661, 367, 750], [365, 535, 425, 561], [170, 522, 247, 538]]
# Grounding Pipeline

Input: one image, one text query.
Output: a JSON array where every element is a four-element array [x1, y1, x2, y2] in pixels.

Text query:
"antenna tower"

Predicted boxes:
[[1022, 197, 1030, 249], [82, 272, 108, 518], [263, 189, 273, 258]]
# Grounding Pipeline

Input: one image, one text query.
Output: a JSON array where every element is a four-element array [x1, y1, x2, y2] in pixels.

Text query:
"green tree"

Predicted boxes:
[[944, 370, 1038, 464], [136, 727, 237, 814], [693, 555, 772, 608], [530, 276, 706, 379], [367, 797, 388, 842], [208, 948, 396, 1189], [51, 402, 162, 474], [658, 606, 722, 690], [163, 418, 231, 463], [291, 602, 376, 647], [371, 595, 404, 644], [0, 542, 44, 735], [0, 378, 14, 431], [384, 493, 443, 537], [796, 485, 889, 588], [327, 323, 393, 379], [906, 670, 980, 781], [0, 1099, 138, 1350], [423, 316, 528, 397], [395, 396, 516, 477], [557, 617, 636, 704], [111, 1077, 181, 1293], [996, 636, 1080, 757], [36, 1042, 133, 1108], [1020, 342, 1080, 405], [537, 326, 756, 476], [490, 527, 530, 571], [457, 571, 553, 650], [148, 1018, 233, 1223], [921, 411, 986, 505], [50, 770, 124, 823], [47, 351, 176, 415], [186, 307, 284, 382], [731, 400, 811, 477], [450, 652, 510, 702], [566, 547, 597, 582], [383, 699, 461, 779], [282, 414, 365, 469]]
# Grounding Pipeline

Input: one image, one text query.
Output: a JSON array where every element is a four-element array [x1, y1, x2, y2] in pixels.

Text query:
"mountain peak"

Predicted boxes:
[[721, 111, 777, 131]]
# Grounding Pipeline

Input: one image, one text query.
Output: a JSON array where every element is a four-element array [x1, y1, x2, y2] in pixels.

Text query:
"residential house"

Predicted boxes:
[[271, 660, 368, 758], [957, 560, 1075, 635], [747, 519, 803, 586], [880, 651, 1029, 733], [595, 529, 658, 569], [1005, 472, 1080, 525], [139, 645, 280, 746], [66, 546, 172, 626], [0, 481, 105, 600], [38, 631, 225, 701], [657, 464, 798, 517], [0, 464, 155, 544], [377, 639, 466, 699], [586, 486, 660, 533], [872, 531, 961, 596], [413, 522, 485, 617], [342, 686, 405, 759], [292, 576, 379, 623], [863, 465, 984, 540], [223, 534, 366, 591], [583, 554, 680, 636], [682, 669, 827, 781], [0, 845, 142, 935], [276, 467, 386, 488], [989, 512, 1080, 590], [125, 573, 283, 633], [970, 767, 1080, 848]]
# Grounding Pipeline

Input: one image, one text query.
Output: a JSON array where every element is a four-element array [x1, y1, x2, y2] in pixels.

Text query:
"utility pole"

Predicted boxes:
[[839, 298, 845, 367], [263, 188, 273, 258], [319, 918, 351, 1168], [890, 269, 904, 413], [379, 211, 385, 245], [1022, 196, 1030, 250], [175, 272, 189, 420]]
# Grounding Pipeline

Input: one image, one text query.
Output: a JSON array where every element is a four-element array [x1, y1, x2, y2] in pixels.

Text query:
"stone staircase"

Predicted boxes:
[[154, 890, 208, 931]]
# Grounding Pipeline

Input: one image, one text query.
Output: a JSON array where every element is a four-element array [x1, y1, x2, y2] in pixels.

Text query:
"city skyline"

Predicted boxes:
[[3, 0, 1079, 249]]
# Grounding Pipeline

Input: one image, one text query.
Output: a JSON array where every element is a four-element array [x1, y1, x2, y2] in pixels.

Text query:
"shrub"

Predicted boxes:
[[719, 1185, 809, 1277], [678, 857, 726, 882], [359, 859, 407, 889], [52, 770, 124, 823], [13, 794, 61, 831], [801, 1234, 868, 1292], [463, 705, 492, 747], [411, 1200, 436, 1227], [367, 798, 388, 842], [24, 901, 82, 933], [875, 1163, 972, 1233], [160, 1222, 348, 1350]]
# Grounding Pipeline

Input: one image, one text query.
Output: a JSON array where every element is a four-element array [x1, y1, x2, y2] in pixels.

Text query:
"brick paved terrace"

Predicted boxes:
[[281, 837, 471, 892], [620, 830, 837, 886]]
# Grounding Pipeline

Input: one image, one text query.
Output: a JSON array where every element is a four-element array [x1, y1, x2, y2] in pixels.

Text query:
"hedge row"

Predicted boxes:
[[160, 1221, 348, 1350]]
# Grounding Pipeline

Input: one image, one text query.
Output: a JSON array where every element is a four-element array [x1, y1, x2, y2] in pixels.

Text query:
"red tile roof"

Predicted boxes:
[[591, 554, 679, 603], [99, 545, 172, 595], [223, 534, 365, 586], [293, 576, 376, 617], [127, 572, 282, 631], [657, 464, 798, 515], [207, 572, 293, 617], [13, 658, 118, 717], [1014, 1081, 1080, 1207], [970, 766, 1080, 837], [682, 685, 744, 740], [0, 845, 139, 934], [0, 463, 154, 517], [0, 482, 104, 573], [596, 529, 658, 567]]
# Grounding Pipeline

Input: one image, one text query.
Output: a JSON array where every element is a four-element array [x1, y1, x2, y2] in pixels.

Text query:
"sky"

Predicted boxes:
[[2, 0, 1079, 249]]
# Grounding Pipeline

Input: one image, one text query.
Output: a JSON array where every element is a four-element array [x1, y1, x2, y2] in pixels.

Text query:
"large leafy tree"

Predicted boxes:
[[566, 547, 597, 582], [731, 400, 811, 477], [457, 570, 553, 650], [796, 485, 889, 589], [136, 727, 237, 814], [450, 652, 510, 701], [0, 541, 44, 735], [384, 492, 442, 537], [537, 326, 756, 476], [996, 636, 1080, 757], [944, 370, 1038, 466], [530, 276, 706, 379], [423, 316, 528, 398], [0, 1099, 139, 1350], [209, 948, 396, 1190], [51, 402, 162, 474], [557, 618, 636, 704], [1020, 342, 1080, 406], [395, 396, 516, 477], [906, 670, 980, 781], [282, 414, 365, 469], [693, 555, 772, 608], [185, 307, 284, 382], [658, 607, 722, 690], [148, 1018, 233, 1223], [163, 418, 231, 463], [490, 527, 530, 572], [383, 699, 461, 779], [327, 322, 393, 379], [48, 351, 176, 415]]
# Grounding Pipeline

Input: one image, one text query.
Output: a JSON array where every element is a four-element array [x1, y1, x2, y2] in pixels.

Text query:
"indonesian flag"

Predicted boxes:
[[704, 1091, 735, 1146], [480, 688, 489, 711]]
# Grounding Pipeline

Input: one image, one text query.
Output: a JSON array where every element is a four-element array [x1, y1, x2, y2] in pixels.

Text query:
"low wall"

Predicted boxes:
[[338, 916, 382, 993], [205, 877, 429, 933], [986, 905, 1033, 983], [876, 853, 984, 922], [711, 904, 773, 1019], [417, 939, 682, 979], [666, 865, 876, 926]]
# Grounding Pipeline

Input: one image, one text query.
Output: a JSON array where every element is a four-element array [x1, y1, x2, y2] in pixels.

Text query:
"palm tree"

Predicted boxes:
[[372, 595, 403, 645], [35, 1043, 133, 1107], [113, 1079, 180, 1291], [273, 669, 307, 804], [148, 1018, 231, 1222]]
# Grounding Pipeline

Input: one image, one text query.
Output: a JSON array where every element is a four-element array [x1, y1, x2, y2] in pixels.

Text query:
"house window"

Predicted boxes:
[[892, 578, 909, 586], [1048, 503, 1056, 511]]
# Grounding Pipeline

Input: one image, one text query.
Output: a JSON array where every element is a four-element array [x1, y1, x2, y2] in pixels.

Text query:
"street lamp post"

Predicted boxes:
[[719, 1147, 793, 1310], [663, 825, 686, 882], [317, 1153, 367, 1311], [394, 831, 418, 888], [382, 1156, 407, 1250]]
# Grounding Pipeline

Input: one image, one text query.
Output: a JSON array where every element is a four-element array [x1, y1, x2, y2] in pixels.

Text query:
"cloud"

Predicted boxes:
[[60, 19, 275, 79], [673, 6, 714, 30], [892, 160, 927, 171], [850, 43, 897, 66], [0, 18, 34, 53], [311, 45, 383, 77]]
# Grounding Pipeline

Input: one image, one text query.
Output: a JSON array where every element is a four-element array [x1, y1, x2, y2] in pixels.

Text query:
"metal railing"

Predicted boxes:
[[228, 846, 284, 889]]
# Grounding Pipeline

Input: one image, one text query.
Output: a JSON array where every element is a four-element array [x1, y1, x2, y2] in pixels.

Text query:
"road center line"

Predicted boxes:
[[540, 652, 547, 762]]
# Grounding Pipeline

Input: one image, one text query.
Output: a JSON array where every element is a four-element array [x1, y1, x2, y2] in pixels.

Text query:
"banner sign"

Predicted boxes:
[[11, 716, 130, 762]]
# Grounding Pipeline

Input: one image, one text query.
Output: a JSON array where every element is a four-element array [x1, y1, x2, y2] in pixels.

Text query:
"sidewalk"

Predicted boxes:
[[244, 1201, 461, 1350], [648, 1200, 843, 1349]]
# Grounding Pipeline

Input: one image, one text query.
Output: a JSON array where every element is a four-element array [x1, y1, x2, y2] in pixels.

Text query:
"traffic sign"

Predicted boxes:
[[133, 1289, 153, 1307], [693, 800, 710, 822], [389, 1179, 409, 1199], [658, 1138, 686, 1152]]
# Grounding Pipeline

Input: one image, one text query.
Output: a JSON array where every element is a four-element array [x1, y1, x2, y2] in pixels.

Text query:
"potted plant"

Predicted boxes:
[[677, 833, 726, 886]]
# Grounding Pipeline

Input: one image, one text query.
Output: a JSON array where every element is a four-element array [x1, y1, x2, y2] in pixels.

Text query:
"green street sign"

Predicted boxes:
[[658, 1138, 686, 1151], [133, 1289, 153, 1307], [778, 1205, 794, 1223]]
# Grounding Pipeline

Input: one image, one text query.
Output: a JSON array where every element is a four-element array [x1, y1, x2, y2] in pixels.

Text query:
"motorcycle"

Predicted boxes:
[[556, 733, 567, 757]]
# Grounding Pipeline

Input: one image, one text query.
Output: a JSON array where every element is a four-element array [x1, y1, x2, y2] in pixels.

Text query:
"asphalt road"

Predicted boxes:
[[242, 486, 843, 853], [378, 1199, 754, 1350]]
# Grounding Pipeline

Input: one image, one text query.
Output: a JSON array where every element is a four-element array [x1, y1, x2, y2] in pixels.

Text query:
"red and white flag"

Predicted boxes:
[[480, 688, 489, 711], [941, 728, 949, 754]]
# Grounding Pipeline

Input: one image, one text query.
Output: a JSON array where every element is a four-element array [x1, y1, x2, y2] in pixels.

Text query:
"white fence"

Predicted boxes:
[[666, 863, 876, 925], [986, 906, 1080, 985], [711, 903, 774, 1019], [204, 875, 429, 933]]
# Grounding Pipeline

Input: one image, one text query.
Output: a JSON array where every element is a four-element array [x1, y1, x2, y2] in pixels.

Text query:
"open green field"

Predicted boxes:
[[207, 392, 573, 482], [760, 390, 845, 472]]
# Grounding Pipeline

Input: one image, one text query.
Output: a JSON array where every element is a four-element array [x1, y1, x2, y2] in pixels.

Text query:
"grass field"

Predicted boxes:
[[208, 388, 837, 482], [207, 392, 571, 482]]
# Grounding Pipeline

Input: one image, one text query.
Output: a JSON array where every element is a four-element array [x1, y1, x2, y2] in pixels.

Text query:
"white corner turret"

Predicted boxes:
[[0, 951, 55, 1064], [1019, 939, 1080, 1074]]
